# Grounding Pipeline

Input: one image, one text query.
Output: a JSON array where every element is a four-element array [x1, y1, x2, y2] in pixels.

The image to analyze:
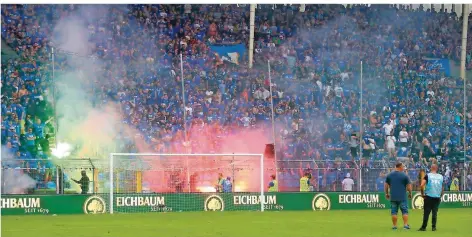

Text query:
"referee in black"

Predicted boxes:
[[419, 164, 444, 232]]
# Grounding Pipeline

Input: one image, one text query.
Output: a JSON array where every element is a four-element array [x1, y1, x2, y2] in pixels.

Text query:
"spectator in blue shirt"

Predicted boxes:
[[222, 177, 233, 193], [385, 162, 412, 230], [25, 127, 36, 154], [376, 171, 386, 192]]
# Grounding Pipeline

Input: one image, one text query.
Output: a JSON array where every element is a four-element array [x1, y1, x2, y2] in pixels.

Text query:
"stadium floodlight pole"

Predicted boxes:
[[249, 4, 256, 68], [180, 53, 187, 141], [180, 53, 191, 193], [268, 60, 278, 180], [461, 4, 469, 175], [460, 4, 469, 80], [359, 60, 363, 192], [51, 47, 58, 149]]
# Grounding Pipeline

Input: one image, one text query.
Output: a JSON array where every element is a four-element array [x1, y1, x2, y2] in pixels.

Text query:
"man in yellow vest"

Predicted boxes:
[[449, 174, 460, 191], [268, 175, 278, 192], [300, 173, 310, 192]]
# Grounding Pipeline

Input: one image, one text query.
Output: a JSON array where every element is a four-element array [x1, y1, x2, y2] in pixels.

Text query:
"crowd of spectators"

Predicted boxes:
[[1, 4, 472, 191]]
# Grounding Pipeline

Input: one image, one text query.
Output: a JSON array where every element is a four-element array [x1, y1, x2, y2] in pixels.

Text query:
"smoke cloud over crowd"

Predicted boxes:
[[48, 5, 274, 193]]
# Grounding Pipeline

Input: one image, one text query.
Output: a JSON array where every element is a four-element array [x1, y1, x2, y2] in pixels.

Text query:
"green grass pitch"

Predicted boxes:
[[2, 209, 471, 237]]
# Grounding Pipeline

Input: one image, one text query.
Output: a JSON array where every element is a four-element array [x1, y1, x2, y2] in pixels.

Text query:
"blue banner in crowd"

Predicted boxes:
[[424, 58, 451, 76], [209, 44, 246, 65]]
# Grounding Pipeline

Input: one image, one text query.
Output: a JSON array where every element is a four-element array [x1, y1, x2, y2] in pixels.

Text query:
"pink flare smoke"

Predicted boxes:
[[140, 125, 276, 193]]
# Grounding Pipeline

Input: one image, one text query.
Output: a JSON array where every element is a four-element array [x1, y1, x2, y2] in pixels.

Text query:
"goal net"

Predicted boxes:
[[104, 153, 266, 213]]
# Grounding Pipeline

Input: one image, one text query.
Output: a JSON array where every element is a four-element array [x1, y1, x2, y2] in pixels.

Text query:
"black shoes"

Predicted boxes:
[[418, 227, 437, 231]]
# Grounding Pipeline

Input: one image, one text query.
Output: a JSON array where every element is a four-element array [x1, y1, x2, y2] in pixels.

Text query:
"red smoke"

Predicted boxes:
[[137, 123, 276, 193]]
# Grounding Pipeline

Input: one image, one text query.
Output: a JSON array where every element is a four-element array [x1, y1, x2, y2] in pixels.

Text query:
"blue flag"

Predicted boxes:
[[424, 58, 451, 76]]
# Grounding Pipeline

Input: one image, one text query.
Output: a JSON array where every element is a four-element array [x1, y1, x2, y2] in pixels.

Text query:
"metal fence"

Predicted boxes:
[[277, 159, 361, 192], [0, 158, 103, 195], [1, 158, 471, 194], [276, 160, 471, 192]]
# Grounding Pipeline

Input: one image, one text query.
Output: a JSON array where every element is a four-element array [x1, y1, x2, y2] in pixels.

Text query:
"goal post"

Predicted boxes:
[[108, 153, 265, 214]]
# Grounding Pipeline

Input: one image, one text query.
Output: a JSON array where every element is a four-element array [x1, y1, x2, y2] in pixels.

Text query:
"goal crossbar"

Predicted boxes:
[[109, 153, 265, 213], [110, 153, 264, 156]]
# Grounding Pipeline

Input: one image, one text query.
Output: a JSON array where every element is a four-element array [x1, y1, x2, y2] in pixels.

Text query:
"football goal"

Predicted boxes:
[[105, 153, 266, 213]]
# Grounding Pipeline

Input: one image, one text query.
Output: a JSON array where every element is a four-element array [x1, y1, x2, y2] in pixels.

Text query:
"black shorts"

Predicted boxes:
[[350, 147, 358, 157]]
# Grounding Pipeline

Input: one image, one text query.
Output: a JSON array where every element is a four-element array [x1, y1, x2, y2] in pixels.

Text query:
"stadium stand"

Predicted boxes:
[[1, 4, 472, 192]]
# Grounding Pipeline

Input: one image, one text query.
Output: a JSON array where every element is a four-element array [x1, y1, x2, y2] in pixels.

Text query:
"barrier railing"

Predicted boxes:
[[277, 160, 471, 192], [277, 160, 361, 192], [1, 158, 103, 195], [2, 159, 471, 194]]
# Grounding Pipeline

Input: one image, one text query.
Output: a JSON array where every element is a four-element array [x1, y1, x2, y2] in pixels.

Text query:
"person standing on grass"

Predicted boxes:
[[419, 164, 444, 232], [385, 162, 413, 230]]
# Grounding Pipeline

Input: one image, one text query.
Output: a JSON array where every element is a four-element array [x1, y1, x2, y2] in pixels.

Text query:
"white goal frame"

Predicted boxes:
[[109, 153, 265, 213]]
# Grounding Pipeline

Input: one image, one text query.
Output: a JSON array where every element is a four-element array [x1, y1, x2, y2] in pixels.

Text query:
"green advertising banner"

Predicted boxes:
[[410, 192, 472, 209], [113, 193, 205, 212], [1, 192, 471, 216], [220, 192, 389, 211], [0, 195, 95, 215]]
